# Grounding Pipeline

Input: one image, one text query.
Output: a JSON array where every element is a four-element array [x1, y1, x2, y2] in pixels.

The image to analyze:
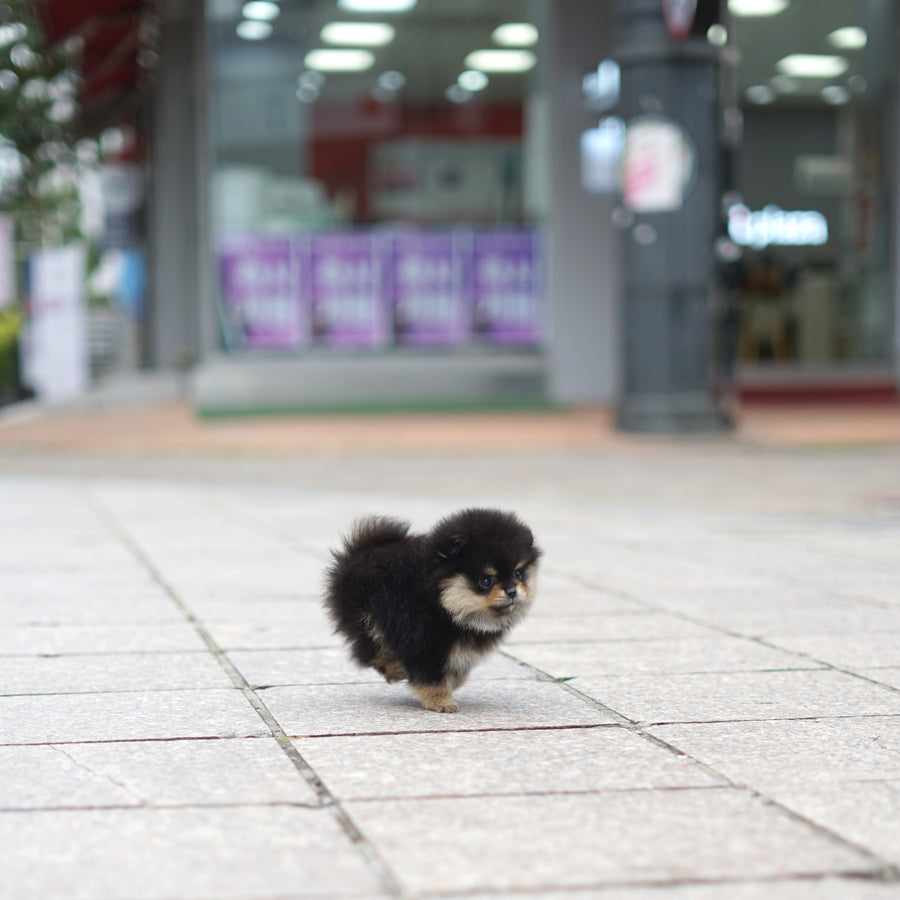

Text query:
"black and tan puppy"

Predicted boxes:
[[324, 508, 540, 712]]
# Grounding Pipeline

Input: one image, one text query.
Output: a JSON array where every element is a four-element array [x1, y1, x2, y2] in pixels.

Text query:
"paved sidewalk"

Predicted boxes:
[[2, 403, 900, 898]]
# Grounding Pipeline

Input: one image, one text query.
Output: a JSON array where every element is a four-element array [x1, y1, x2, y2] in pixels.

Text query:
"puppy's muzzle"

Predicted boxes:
[[492, 587, 518, 610]]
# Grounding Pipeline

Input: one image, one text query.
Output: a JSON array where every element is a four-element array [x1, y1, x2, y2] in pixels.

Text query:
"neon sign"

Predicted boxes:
[[728, 203, 828, 249]]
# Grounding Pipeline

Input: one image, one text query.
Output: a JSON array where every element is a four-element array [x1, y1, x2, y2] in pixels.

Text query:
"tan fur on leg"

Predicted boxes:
[[373, 650, 408, 683], [413, 684, 459, 713]]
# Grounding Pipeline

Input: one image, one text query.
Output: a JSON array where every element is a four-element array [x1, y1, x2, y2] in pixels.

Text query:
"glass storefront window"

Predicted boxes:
[[205, 0, 543, 354], [731, 0, 892, 370]]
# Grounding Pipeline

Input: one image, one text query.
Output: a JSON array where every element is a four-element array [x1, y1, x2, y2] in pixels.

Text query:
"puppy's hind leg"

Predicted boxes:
[[411, 683, 459, 713]]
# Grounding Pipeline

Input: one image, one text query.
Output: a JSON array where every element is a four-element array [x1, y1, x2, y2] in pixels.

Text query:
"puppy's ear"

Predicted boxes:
[[437, 534, 466, 559]]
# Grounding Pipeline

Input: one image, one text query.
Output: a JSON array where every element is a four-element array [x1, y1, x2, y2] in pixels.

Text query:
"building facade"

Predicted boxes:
[[141, 0, 899, 413]]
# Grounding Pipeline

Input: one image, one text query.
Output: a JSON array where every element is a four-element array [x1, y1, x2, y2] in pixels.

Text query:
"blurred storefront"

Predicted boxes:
[[35, 0, 900, 413]]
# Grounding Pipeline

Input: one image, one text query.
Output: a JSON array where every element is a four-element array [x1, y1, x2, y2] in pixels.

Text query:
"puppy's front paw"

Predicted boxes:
[[413, 685, 459, 713]]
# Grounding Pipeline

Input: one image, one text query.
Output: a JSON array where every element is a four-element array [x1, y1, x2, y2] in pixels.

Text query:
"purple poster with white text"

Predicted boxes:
[[473, 230, 543, 346], [218, 234, 310, 349], [392, 231, 473, 346], [311, 232, 390, 348]]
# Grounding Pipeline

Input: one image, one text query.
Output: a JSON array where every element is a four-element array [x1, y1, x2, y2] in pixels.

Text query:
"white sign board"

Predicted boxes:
[[23, 244, 88, 402], [622, 116, 695, 213], [0, 215, 15, 309], [727, 203, 828, 249]]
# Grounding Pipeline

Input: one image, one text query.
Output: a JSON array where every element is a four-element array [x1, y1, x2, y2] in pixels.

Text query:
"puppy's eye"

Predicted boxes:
[[479, 575, 494, 589]]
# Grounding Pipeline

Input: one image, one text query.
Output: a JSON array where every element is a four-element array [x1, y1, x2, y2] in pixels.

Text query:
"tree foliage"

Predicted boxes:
[[0, 0, 81, 246]]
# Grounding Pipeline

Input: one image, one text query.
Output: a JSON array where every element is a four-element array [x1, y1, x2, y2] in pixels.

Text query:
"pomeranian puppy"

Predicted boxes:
[[324, 508, 541, 712]]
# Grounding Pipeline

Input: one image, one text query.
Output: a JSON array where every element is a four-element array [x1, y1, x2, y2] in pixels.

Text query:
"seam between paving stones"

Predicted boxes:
[[501, 649, 900, 883], [90, 496, 407, 900]]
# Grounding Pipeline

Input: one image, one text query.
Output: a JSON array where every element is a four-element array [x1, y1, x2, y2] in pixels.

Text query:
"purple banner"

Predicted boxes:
[[392, 231, 473, 347], [219, 235, 309, 349], [311, 232, 390, 349], [473, 230, 543, 346]]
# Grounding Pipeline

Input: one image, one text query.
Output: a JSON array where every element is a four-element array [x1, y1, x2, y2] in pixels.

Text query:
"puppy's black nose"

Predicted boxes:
[[504, 586, 518, 601]]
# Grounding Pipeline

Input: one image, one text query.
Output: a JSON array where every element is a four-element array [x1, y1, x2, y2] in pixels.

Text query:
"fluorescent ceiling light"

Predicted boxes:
[[491, 23, 538, 47], [463, 49, 536, 74], [445, 84, 472, 104], [776, 54, 848, 78], [378, 70, 406, 90], [304, 48, 375, 72], [236, 19, 272, 40], [728, 0, 788, 16], [242, 1, 279, 21], [821, 85, 851, 105], [457, 69, 488, 91], [337, 0, 416, 11], [745, 84, 776, 104], [320, 22, 395, 46], [828, 26, 867, 49]]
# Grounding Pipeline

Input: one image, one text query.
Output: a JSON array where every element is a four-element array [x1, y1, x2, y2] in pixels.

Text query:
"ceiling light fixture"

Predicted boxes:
[[491, 23, 538, 47], [463, 49, 536, 74], [728, 0, 788, 15], [745, 84, 776, 104], [242, 1, 280, 21], [457, 69, 488, 91], [445, 84, 472, 104], [236, 19, 272, 40], [304, 48, 375, 72], [828, 26, 867, 49], [337, 0, 416, 11], [378, 70, 406, 91], [776, 54, 848, 78], [821, 85, 851, 105], [320, 22, 395, 46]]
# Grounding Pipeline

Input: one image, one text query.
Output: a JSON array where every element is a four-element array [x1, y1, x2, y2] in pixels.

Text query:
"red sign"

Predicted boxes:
[[662, 0, 697, 39]]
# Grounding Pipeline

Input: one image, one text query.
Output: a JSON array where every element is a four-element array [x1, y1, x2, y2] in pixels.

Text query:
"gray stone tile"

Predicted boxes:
[[229, 647, 530, 688], [506, 612, 722, 644], [770, 781, 900, 866], [344, 790, 873, 893], [295, 726, 722, 800], [572, 670, 900, 725], [204, 606, 340, 650], [765, 633, 900, 669], [861, 668, 900, 690], [650, 717, 900, 789], [0, 805, 379, 898], [0, 623, 207, 656], [263, 680, 615, 737], [510, 638, 817, 679], [0, 689, 268, 744], [0, 652, 234, 695], [0, 738, 317, 809], [443, 880, 900, 899]]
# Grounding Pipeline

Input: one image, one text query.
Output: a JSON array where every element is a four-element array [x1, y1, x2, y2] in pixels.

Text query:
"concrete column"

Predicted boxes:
[[614, 0, 730, 432], [544, 0, 619, 406], [146, 1, 203, 370]]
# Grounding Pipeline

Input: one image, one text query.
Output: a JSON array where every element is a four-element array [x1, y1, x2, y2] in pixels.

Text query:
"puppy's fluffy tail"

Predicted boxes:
[[336, 515, 410, 558]]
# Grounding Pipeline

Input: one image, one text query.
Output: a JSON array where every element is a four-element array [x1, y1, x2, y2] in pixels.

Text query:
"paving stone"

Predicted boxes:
[[0, 689, 268, 744], [442, 880, 900, 899], [649, 717, 900, 789], [294, 726, 722, 800], [229, 647, 530, 689], [571, 670, 900, 724], [343, 789, 874, 894], [0, 623, 208, 656], [0, 652, 234, 695], [0, 805, 379, 899], [205, 616, 341, 651], [506, 612, 722, 644], [262, 680, 616, 737], [0, 738, 317, 809], [510, 638, 817, 678], [769, 781, 900, 866], [764, 633, 900, 669], [861, 668, 900, 690]]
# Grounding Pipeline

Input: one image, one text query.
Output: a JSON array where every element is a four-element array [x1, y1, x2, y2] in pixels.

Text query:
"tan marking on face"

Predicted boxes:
[[484, 566, 497, 577]]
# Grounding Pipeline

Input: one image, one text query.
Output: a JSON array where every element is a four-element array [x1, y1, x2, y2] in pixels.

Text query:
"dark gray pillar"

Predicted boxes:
[[614, 0, 731, 432]]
